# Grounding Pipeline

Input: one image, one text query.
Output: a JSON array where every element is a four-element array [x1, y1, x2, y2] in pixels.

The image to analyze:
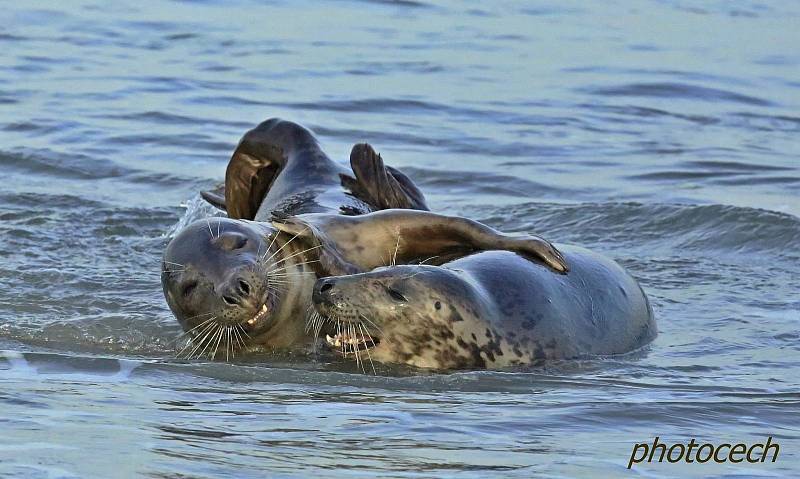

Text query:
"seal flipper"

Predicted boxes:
[[344, 143, 429, 211], [200, 183, 226, 211], [224, 121, 288, 220], [270, 213, 361, 277]]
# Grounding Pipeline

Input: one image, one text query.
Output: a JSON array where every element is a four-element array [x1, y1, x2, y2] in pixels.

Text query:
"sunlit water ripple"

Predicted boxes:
[[1, 1, 798, 477]]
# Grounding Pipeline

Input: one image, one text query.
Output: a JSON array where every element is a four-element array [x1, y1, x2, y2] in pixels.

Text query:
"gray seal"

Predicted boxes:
[[311, 246, 656, 370]]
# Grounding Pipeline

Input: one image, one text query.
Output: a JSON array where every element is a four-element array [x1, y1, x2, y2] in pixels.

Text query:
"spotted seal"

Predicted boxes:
[[310, 243, 656, 370]]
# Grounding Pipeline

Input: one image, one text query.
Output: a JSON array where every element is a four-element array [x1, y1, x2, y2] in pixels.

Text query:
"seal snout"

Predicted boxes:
[[313, 277, 337, 308], [220, 277, 254, 307]]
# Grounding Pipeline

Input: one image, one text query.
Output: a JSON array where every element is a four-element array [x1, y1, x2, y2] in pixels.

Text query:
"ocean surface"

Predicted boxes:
[[1, 1, 799, 477]]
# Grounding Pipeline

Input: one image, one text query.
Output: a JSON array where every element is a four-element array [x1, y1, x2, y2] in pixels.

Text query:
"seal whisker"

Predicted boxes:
[[171, 316, 217, 349], [391, 234, 401, 267], [265, 244, 322, 269], [358, 323, 377, 375], [238, 323, 251, 339], [359, 313, 385, 337], [352, 323, 365, 373], [226, 326, 232, 361], [210, 324, 226, 360], [186, 322, 219, 359], [194, 323, 222, 359], [260, 228, 308, 268], [233, 326, 242, 356], [205, 218, 214, 239], [177, 318, 217, 353], [260, 231, 281, 263], [418, 255, 439, 265], [232, 330, 242, 357]]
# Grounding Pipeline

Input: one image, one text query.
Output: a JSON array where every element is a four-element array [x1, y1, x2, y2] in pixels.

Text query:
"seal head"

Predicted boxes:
[[162, 218, 310, 357], [311, 264, 482, 369]]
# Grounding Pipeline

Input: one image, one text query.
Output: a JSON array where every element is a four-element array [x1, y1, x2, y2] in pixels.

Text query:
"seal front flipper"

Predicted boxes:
[[342, 143, 429, 211], [225, 120, 288, 219], [498, 234, 569, 274], [270, 213, 361, 277]]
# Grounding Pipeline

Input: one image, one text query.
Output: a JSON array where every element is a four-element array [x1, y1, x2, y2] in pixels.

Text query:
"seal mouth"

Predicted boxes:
[[325, 330, 380, 356], [240, 299, 272, 333], [247, 303, 269, 326]]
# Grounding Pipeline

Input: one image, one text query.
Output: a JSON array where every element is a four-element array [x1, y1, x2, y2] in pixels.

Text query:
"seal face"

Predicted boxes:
[[311, 248, 657, 371], [311, 264, 472, 370], [162, 217, 317, 358]]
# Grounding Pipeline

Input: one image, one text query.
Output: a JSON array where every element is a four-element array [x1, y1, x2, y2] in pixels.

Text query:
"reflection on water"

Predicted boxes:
[[1, 0, 799, 477]]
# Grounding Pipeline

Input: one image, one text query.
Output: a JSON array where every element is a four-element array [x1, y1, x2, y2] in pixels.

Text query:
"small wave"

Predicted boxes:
[[0, 149, 133, 180], [471, 202, 800, 257], [583, 82, 773, 106], [0, 149, 205, 188]]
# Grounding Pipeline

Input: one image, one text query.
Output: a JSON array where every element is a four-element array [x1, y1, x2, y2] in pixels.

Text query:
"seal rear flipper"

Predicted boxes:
[[225, 122, 289, 219], [200, 183, 227, 212], [346, 143, 429, 211]]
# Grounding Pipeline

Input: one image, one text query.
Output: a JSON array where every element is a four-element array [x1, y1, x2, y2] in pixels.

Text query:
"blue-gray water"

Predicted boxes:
[[1, 1, 799, 477]]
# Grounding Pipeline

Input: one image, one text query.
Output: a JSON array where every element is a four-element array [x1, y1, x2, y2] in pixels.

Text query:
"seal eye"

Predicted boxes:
[[233, 237, 248, 250], [386, 287, 407, 303], [216, 232, 249, 251], [182, 281, 198, 298]]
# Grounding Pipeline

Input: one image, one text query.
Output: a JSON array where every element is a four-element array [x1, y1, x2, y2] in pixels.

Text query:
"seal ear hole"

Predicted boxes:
[[182, 281, 198, 298]]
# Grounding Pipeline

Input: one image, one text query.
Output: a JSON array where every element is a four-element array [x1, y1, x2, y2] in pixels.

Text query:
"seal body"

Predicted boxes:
[[313, 246, 656, 370], [206, 118, 428, 220]]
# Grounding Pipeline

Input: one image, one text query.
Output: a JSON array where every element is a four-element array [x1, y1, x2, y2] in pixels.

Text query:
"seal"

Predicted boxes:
[[162, 211, 568, 359], [311, 246, 656, 370]]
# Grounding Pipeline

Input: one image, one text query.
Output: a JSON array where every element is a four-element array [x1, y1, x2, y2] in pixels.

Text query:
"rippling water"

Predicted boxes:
[[1, 1, 799, 477]]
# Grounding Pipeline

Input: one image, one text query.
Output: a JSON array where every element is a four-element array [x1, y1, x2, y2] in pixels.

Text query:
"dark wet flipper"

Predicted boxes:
[[270, 214, 361, 277], [200, 183, 226, 211], [503, 235, 569, 274], [347, 143, 429, 211]]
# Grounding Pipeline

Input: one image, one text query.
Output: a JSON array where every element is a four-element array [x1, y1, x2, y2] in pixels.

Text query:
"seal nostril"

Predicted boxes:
[[222, 295, 238, 306], [320, 282, 333, 293], [238, 280, 251, 296]]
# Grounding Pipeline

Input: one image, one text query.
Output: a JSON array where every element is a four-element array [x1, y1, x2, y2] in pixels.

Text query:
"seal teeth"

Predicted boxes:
[[247, 304, 269, 325]]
